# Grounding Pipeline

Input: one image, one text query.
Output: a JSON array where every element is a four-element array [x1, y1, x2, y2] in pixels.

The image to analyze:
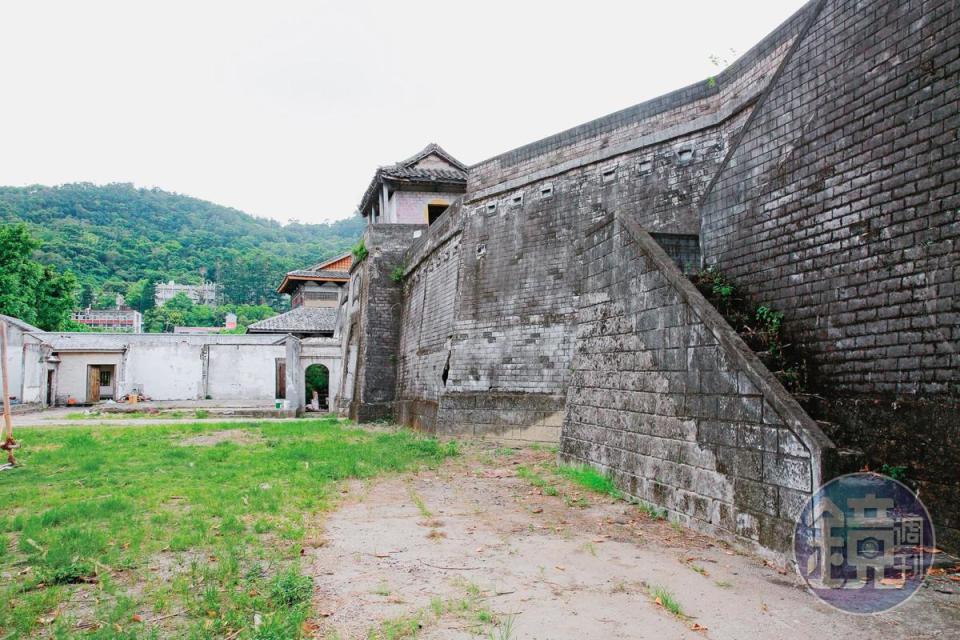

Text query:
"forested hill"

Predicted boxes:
[[0, 183, 365, 310]]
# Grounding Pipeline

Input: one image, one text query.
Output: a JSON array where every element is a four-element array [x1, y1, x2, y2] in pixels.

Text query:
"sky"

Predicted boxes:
[[0, 0, 808, 224]]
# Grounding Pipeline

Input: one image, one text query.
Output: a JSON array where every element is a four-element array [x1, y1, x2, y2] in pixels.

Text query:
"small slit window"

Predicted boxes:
[[540, 184, 554, 199], [476, 243, 486, 258], [601, 165, 618, 182], [638, 160, 653, 175], [677, 149, 694, 164], [510, 193, 523, 207], [485, 202, 497, 214]]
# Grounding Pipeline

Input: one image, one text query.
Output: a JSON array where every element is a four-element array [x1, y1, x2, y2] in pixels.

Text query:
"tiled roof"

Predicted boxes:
[[309, 252, 353, 272], [359, 143, 467, 216], [395, 143, 468, 172], [284, 270, 351, 279], [0, 314, 43, 333], [276, 268, 350, 294], [246, 307, 338, 334]]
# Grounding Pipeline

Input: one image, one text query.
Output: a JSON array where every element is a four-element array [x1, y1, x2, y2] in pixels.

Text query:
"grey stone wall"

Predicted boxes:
[[348, 0, 959, 552], [699, 0, 960, 548], [348, 223, 426, 422], [561, 213, 832, 553], [396, 202, 465, 432], [389, 0, 818, 445]]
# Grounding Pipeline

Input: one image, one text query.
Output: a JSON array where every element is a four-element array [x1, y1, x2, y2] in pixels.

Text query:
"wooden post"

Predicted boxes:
[[0, 320, 16, 465]]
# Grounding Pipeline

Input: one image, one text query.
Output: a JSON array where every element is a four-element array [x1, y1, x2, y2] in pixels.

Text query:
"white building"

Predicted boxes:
[[154, 281, 221, 307], [72, 308, 143, 333], [1, 316, 342, 411]]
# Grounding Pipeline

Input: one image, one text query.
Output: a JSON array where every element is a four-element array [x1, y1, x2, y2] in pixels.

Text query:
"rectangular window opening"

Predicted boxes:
[[540, 184, 554, 199], [427, 204, 448, 225]]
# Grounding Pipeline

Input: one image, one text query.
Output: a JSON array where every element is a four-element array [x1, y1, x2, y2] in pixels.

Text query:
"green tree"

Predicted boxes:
[[35, 268, 79, 331], [0, 183, 364, 312], [0, 224, 42, 323], [142, 295, 278, 333], [304, 365, 329, 404], [0, 224, 78, 330]]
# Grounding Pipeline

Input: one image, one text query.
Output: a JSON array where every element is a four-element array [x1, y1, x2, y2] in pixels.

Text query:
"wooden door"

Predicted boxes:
[[275, 359, 286, 399], [87, 366, 100, 404]]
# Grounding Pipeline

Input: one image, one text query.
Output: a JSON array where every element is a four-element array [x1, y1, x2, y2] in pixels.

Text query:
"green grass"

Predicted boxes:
[[632, 498, 668, 520], [519, 460, 667, 517], [0, 417, 457, 638], [516, 466, 560, 497], [648, 584, 685, 618], [66, 410, 191, 420], [370, 580, 503, 639], [556, 464, 622, 499]]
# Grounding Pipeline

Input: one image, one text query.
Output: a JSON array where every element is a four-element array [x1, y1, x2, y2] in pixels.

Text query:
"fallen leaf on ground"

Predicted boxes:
[[690, 623, 708, 632]]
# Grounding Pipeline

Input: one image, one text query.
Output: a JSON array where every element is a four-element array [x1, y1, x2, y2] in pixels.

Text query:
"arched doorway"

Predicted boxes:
[[304, 363, 330, 412]]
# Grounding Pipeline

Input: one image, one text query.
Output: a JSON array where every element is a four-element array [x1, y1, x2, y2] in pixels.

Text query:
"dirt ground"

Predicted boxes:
[[307, 445, 960, 640]]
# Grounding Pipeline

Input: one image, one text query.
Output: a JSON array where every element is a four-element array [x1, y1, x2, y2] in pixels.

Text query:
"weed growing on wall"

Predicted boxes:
[[351, 237, 369, 262], [690, 267, 809, 392], [389, 265, 406, 283]]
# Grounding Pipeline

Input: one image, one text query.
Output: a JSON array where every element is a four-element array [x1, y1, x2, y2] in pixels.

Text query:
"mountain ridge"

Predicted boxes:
[[0, 182, 365, 310]]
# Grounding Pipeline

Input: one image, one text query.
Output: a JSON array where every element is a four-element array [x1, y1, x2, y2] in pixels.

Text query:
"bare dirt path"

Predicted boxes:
[[307, 445, 960, 640]]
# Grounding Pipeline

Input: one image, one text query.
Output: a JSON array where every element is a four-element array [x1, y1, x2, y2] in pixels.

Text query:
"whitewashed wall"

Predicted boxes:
[[41, 334, 287, 403]]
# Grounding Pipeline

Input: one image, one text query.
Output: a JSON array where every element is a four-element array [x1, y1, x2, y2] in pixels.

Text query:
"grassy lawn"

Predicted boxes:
[[0, 417, 457, 639], [64, 410, 212, 421]]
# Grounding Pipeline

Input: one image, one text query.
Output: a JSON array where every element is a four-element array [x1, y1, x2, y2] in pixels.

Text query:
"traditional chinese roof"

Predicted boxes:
[[276, 270, 350, 295], [276, 252, 353, 295], [309, 252, 352, 272], [358, 143, 467, 217], [246, 306, 338, 335]]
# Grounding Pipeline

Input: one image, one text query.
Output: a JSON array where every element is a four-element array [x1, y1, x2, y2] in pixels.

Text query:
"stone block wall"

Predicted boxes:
[[346, 0, 959, 552], [561, 212, 832, 553], [396, 202, 465, 432], [387, 1, 815, 444], [345, 223, 427, 422], [699, 0, 960, 548]]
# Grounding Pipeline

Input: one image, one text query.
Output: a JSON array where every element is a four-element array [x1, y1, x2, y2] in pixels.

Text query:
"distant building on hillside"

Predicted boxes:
[[154, 281, 221, 307], [72, 308, 143, 333], [173, 313, 238, 335]]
